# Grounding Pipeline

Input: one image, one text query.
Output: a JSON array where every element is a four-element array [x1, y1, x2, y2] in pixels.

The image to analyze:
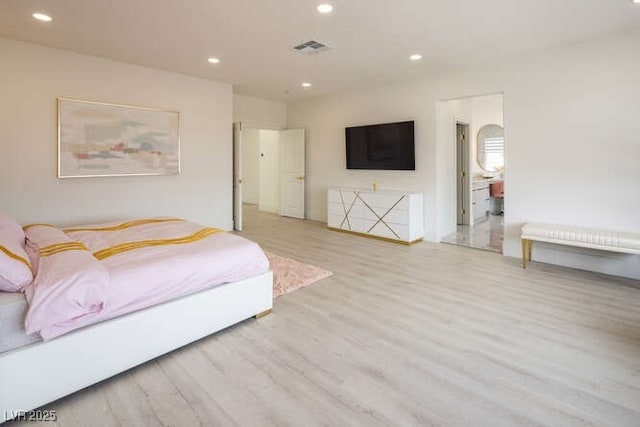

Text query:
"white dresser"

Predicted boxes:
[[471, 180, 490, 223], [327, 187, 424, 244]]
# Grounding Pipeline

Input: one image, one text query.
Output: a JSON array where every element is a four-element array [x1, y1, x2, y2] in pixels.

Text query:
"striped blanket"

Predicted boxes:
[[23, 218, 269, 339]]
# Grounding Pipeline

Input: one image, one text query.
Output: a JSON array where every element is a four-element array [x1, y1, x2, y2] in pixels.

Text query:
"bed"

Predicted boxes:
[[0, 216, 273, 418]]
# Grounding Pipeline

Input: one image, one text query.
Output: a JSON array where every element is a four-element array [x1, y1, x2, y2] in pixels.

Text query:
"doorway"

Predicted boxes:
[[440, 93, 505, 253], [232, 123, 305, 231]]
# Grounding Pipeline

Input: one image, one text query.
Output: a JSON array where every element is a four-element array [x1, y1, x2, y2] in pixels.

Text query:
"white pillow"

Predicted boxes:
[[0, 213, 33, 292]]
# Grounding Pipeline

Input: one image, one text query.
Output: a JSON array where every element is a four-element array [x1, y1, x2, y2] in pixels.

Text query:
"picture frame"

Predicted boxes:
[[57, 98, 180, 178]]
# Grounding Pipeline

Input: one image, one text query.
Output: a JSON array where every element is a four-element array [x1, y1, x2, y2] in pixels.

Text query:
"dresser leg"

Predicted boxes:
[[254, 309, 272, 319]]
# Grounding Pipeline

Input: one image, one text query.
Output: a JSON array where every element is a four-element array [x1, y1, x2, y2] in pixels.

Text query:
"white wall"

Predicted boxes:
[[233, 94, 286, 130], [258, 130, 280, 213], [241, 129, 260, 204], [288, 29, 640, 279], [0, 37, 233, 229], [287, 85, 430, 223], [436, 99, 472, 233]]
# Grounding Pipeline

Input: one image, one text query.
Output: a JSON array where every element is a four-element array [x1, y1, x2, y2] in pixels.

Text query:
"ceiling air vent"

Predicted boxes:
[[293, 40, 331, 55]]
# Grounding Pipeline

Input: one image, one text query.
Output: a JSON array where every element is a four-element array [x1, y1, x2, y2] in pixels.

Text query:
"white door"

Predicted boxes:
[[232, 122, 243, 231], [279, 128, 305, 219], [456, 123, 470, 225]]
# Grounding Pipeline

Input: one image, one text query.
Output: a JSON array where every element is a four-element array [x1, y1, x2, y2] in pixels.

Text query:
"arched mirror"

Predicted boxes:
[[477, 124, 504, 172]]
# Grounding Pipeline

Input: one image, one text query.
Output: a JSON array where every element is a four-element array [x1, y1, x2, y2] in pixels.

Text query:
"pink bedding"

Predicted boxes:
[[23, 225, 110, 339], [24, 218, 270, 339]]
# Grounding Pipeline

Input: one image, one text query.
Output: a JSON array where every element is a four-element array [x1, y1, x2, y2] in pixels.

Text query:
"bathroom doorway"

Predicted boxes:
[[440, 93, 505, 253]]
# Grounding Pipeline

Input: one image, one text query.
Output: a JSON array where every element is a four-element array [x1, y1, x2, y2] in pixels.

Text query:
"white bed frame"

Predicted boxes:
[[0, 271, 273, 419]]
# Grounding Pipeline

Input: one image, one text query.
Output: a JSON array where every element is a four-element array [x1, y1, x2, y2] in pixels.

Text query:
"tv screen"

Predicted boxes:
[[345, 121, 415, 170]]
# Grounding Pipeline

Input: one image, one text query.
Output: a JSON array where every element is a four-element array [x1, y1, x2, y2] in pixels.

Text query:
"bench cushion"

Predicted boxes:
[[522, 223, 640, 252]]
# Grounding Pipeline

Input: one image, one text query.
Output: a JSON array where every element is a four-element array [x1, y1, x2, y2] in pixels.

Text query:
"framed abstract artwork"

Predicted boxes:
[[57, 98, 180, 178]]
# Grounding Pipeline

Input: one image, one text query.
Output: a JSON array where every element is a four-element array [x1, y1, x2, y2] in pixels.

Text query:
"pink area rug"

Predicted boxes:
[[265, 252, 332, 298]]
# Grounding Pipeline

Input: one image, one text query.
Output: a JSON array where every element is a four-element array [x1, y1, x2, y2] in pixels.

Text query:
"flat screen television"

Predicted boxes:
[[345, 121, 415, 170]]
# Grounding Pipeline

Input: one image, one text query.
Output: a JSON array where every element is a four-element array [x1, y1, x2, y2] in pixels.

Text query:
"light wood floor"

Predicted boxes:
[[14, 206, 640, 426]]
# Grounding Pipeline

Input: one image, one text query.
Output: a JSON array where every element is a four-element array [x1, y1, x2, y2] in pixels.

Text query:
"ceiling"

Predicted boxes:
[[1, 0, 639, 102]]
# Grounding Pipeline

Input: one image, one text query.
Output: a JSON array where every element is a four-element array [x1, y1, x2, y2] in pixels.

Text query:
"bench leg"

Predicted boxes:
[[527, 239, 533, 262], [521, 239, 527, 269]]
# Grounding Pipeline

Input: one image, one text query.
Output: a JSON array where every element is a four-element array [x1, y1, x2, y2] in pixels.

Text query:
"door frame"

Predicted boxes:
[[232, 122, 243, 231]]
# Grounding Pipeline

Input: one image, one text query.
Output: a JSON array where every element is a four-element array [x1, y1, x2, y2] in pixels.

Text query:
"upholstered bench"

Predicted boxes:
[[521, 223, 640, 268]]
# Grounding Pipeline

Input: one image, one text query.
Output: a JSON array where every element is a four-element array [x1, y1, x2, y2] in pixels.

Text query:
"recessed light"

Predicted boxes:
[[32, 12, 52, 22], [410, 54, 422, 61], [302, 82, 312, 88], [633, 0, 640, 4], [317, 4, 333, 13], [207, 57, 220, 64]]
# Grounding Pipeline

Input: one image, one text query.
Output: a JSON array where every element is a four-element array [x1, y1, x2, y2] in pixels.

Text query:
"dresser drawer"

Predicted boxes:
[[328, 201, 364, 218], [362, 206, 409, 225], [364, 220, 409, 241], [472, 181, 490, 191], [328, 213, 366, 232], [358, 192, 408, 211], [327, 213, 343, 228], [328, 189, 358, 204]]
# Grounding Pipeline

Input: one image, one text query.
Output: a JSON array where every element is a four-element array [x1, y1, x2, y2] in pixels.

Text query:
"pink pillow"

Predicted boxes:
[[23, 225, 109, 339], [0, 213, 33, 292]]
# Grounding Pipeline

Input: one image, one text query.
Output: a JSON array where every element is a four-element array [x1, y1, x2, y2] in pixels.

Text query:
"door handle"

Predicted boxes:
[[296, 176, 305, 181]]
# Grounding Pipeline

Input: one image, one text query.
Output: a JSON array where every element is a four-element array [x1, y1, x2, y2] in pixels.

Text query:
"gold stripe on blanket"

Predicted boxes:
[[0, 245, 33, 273], [23, 223, 56, 231], [39, 242, 89, 257], [63, 218, 185, 233], [94, 227, 223, 261]]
